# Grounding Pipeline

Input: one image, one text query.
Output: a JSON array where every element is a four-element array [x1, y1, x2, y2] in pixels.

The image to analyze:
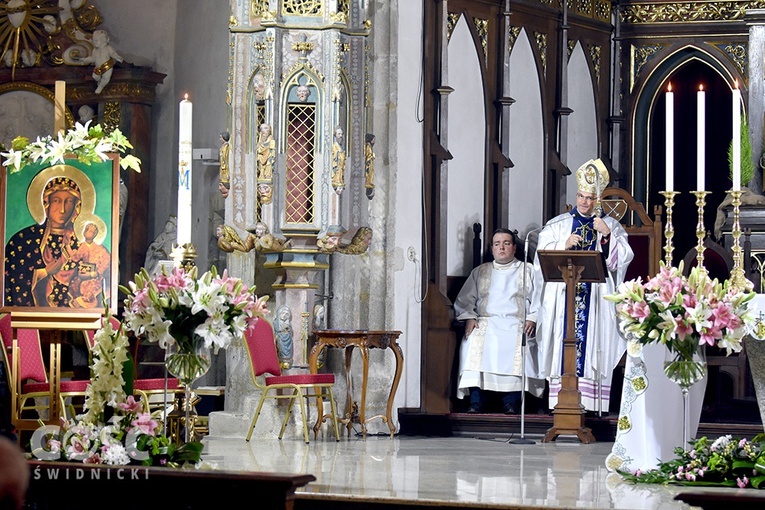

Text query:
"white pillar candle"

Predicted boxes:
[[697, 85, 705, 191], [732, 82, 741, 191], [177, 94, 193, 246], [666, 83, 674, 192]]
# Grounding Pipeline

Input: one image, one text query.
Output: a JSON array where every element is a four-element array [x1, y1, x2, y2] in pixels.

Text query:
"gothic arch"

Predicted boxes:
[[278, 67, 323, 152], [631, 45, 745, 206]]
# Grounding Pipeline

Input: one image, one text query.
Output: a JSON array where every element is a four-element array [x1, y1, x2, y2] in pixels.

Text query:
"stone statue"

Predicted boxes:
[[118, 177, 128, 235], [296, 84, 311, 102], [274, 305, 294, 369], [316, 224, 347, 254], [312, 303, 326, 330], [246, 221, 291, 252], [364, 133, 376, 199], [214, 222, 291, 253], [331, 127, 346, 192], [219, 181, 230, 199], [216, 225, 247, 253], [78, 105, 95, 124], [144, 216, 177, 274], [336, 227, 373, 255], [253, 73, 266, 101], [79, 29, 123, 94], [257, 183, 273, 204], [219, 131, 230, 189], [256, 124, 275, 182], [714, 188, 765, 239]]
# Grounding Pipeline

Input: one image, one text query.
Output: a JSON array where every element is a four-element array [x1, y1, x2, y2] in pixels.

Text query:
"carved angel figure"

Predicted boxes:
[[335, 227, 372, 255], [216, 225, 247, 253], [247, 222, 291, 252], [215, 222, 291, 254], [79, 29, 123, 94]]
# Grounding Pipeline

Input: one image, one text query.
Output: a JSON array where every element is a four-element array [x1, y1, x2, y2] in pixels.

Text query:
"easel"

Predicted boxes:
[[537, 250, 605, 444], [7, 81, 103, 441]]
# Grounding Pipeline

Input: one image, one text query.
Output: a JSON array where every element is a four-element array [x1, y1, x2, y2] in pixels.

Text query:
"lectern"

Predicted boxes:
[[537, 250, 606, 444]]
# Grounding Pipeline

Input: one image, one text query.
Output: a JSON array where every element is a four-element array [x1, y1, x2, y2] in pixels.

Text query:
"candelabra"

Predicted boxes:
[[660, 191, 679, 266], [171, 243, 198, 272], [727, 190, 754, 291], [691, 191, 710, 271]]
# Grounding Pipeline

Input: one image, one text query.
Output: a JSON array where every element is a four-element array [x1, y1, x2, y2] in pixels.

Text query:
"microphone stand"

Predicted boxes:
[[592, 165, 604, 417], [509, 228, 539, 445]]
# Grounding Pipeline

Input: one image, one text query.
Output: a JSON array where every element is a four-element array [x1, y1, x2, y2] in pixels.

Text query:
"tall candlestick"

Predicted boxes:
[[177, 94, 193, 246], [697, 85, 705, 191], [732, 82, 741, 191], [666, 83, 674, 191]]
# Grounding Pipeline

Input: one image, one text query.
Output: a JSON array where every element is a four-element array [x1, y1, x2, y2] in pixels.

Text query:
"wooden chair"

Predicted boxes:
[[244, 318, 340, 444], [600, 187, 663, 280], [0, 314, 91, 427]]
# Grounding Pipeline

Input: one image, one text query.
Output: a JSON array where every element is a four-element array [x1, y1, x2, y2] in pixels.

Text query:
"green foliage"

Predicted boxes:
[[728, 114, 755, 186], [136, 434, 204, 467], [618, 434, 765, 489]]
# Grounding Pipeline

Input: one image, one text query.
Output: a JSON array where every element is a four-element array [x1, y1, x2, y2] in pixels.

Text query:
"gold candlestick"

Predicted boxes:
[[660, 191, 679, 266], [171, 242, 198, 273], [691, 191, 710, 272], [727, 190, 753, 291]]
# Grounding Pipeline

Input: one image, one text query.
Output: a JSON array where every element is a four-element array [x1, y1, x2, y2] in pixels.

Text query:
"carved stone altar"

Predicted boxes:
[[211, 1, 401, 439]]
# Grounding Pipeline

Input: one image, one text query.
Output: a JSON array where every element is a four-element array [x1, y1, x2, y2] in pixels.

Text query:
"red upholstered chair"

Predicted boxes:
[[244, 318, 340, 444], [0, 314, 91, 423]]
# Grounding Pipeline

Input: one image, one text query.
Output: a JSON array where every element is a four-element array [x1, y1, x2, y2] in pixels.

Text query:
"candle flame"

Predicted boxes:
[[667, 82, 672, 92], [184, 93, 189, 100], [734, 79, 739, 89], [699, 84, 704, 92]]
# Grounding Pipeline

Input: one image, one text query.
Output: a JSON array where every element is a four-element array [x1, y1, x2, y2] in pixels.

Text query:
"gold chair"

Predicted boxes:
[[0, 314, 91, 428], [244, 318, 340, 444]]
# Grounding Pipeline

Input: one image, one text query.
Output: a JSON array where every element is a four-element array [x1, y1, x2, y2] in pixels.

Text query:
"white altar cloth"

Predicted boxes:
[[606, 341, 706, 473]]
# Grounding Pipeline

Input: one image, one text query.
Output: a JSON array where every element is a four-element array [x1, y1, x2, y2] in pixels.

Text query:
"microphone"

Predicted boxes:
[[511, 212, 578, 444]]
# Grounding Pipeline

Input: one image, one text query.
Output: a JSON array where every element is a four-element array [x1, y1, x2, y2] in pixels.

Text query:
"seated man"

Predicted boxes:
[[454, 228, 543, 414]]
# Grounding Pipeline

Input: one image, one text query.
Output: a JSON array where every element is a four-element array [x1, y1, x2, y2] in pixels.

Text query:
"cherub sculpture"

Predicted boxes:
[[336, 227, 373, 255], [80, 29, 123, 94], [216, 225, 247, 253], [246, 222, 291, 252], [316, 225, 347, 254], [215, 222, 291, 253]]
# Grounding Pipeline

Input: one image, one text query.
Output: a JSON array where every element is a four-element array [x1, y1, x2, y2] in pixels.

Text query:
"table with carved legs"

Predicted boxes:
[[309, 330, 403, 438]]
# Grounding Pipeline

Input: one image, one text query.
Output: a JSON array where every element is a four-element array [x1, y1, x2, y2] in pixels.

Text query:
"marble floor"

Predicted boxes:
[[198, 432, 744, 509]]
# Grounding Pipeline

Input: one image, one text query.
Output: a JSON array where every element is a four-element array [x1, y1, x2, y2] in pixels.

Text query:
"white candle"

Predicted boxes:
[[732, 82, 741, 191], [666, 83, 674, 192], [697, 85, 705, 191], [177, 94, 193, 246]]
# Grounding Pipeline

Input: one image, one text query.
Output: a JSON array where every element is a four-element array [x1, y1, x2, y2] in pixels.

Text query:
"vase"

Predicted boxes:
[[165, 334, 211, 443], [663, 341, 707, 448]]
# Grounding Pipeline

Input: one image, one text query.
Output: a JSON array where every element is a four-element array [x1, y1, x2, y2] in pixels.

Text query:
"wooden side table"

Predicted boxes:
[[309, 330, 403, 438]]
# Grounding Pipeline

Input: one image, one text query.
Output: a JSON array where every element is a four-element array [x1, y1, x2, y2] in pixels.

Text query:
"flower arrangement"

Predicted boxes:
[[120, 265, 269, 356], [620, 435, 765, 489], [81, 317, 130, 425], [0, 121, 142, 174], [606, 263, 756, 367], [41, 396, 203, 467], [29, 317, 203, 466]]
